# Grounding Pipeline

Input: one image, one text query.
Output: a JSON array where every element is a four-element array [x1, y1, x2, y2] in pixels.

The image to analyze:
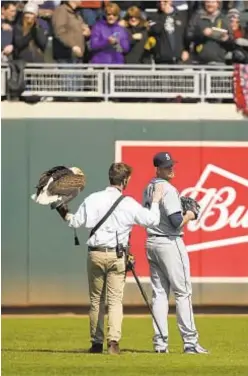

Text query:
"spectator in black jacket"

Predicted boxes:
[[1, 1, 17, 61], [187, 0, 233, 64], [121, 6, 154, 64], [1, 1, 17, 25], [149, 0, 190, 64], [13, 2, 48, 63]]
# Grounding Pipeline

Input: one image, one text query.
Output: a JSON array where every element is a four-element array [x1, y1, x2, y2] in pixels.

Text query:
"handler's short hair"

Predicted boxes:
[[109, 163, 133, 186]]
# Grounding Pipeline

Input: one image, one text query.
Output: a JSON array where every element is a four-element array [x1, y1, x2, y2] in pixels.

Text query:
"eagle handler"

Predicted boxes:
[[56, 162, 164, 354]]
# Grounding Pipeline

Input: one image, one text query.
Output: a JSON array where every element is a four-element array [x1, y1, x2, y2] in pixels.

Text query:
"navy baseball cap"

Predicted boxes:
[[153, 152, 176, 168]]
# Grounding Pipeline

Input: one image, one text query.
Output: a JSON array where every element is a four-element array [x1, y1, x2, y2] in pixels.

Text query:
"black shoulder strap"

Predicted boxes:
[[89, 195, 125, 239]]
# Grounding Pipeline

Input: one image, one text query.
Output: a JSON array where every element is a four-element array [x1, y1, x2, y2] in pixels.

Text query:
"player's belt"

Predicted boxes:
[[88, 246, 116, 252], [148, 234, 182, 238], [148, 234, 169, 238]]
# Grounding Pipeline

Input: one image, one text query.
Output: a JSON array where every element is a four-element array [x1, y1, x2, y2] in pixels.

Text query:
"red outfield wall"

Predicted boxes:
[[116, 141, 248, 283]]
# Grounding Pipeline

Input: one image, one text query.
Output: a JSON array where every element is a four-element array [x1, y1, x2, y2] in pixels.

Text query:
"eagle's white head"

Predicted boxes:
[[70, 167, 84, 176]]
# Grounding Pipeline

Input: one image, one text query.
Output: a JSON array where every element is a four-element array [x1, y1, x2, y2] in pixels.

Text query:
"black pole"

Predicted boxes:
[[131, 266, 166, 343]]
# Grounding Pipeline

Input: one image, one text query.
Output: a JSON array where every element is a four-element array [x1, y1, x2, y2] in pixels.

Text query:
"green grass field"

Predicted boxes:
[[2, 316, 248, 376]]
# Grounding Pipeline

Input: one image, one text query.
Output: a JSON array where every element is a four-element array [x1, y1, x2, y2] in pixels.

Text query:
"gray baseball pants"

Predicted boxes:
[[146, 236, 198, 351]]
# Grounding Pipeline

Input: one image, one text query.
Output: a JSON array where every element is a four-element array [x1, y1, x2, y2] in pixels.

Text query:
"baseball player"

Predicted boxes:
[[56, 162, 164, 355], [143, 152, 208, 354]]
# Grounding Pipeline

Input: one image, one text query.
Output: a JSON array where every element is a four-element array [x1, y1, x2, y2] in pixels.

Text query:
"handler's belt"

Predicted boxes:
[[88, 246, 116, 252]]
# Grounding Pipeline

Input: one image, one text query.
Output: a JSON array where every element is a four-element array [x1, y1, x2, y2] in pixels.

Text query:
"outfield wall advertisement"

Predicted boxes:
[[116, 141, 248, 283], [2, 118, 248, 306]]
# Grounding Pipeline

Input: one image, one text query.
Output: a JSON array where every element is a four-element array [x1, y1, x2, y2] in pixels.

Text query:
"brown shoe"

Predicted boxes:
[[107, 341, 120, 355], [88, 343, 103, 354]]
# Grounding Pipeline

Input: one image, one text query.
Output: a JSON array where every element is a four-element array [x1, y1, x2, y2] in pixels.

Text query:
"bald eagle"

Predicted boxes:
[[31, 165, 86, 209]]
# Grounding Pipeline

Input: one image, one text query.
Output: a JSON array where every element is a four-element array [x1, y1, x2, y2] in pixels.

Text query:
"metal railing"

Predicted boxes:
[[1, 66, 8, 97], [24, 66, 104, 97], [108, 69, 201, 98], [1, 64, 234, 102]]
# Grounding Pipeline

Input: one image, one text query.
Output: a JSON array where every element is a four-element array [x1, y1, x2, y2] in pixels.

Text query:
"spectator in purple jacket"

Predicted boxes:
[[89, 2, 130, 64]]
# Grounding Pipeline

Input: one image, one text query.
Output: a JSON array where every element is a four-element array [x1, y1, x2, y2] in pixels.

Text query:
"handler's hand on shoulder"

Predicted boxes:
[[186, 210, 196, 221]]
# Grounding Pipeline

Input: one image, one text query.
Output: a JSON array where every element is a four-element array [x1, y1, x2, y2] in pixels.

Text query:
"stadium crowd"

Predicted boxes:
[[1, 0, 248, 65]]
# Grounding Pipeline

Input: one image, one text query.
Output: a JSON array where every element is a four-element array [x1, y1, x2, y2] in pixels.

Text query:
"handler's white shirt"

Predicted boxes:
[[67, 187, 160, 248]]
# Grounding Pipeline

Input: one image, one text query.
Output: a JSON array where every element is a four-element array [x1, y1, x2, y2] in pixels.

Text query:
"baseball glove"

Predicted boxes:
[[180, 196, 201, 220]]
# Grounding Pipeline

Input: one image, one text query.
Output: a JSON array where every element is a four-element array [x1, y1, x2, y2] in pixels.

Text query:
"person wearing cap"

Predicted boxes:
[[36, 1, 56, 36], [12, 1, 48, 62], [227, 8, 248, 39], [56, 162, 164, 355], [225, 7, 248, 65], [143, 152, 208, 354]]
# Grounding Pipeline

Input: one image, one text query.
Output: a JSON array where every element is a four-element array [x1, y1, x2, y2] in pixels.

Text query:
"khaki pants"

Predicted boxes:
[[87, 250, 126, 344]]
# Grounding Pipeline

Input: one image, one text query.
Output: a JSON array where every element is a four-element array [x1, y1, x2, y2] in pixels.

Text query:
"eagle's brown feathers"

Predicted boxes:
[[48, 174, 86, 196]]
